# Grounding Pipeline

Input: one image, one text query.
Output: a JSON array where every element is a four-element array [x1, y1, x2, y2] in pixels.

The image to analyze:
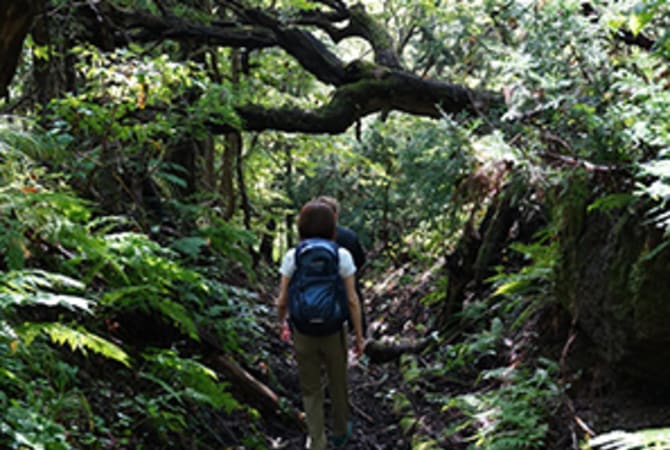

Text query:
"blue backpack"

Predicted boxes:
[[288, 238, 349, 336]]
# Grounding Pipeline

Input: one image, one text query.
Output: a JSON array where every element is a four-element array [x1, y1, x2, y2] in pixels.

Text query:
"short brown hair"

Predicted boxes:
[[298, 201, 336, 240], [315, 195, 340, 216]]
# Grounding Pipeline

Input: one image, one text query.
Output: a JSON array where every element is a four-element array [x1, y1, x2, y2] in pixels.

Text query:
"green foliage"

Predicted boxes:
[[588, 193, 637, 214], [0, 119, 258, 448], [142, 349, 239, 412], [0, 338, 103, 450], [197, 217, 256, 274], [636, 158, 670, 234], [43, 44, 242, 208], [0, 270, 91, 312], [489, 229, 559, 328], [20, 323, 131, 367], [2, 0, 670, 447], [585, 428, 670, 450], [0, 399, 70, 450], [444, 360, 561, 450]]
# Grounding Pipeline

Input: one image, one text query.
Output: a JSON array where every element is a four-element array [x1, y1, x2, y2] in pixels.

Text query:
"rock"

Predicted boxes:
[[556, 195, 670, 385]]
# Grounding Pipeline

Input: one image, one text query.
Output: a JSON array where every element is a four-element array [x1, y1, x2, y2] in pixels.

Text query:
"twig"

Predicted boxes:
[[351, 401, 375, 424], [538, 151, 623, 173], [355, 373, 389, 391], [574, 415, 595, 437], [565, 396, 595, 439], [560, 330, 577, 372]]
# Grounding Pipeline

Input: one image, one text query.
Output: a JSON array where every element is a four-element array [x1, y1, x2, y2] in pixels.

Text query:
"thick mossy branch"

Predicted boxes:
[[70, 1, 498, 134], [300, 2, 401, 68], [231, 67, 500, 133], [75, 3, 278, 51], [348, 3, 400, 68]]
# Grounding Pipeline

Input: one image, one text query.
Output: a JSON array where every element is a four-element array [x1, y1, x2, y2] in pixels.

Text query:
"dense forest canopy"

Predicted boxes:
[[2, 0, 670, 449]]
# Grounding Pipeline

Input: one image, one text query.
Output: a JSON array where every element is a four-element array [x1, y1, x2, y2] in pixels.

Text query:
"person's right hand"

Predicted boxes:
[[353, 336, 365, 358], [280, 322, 291, 342]]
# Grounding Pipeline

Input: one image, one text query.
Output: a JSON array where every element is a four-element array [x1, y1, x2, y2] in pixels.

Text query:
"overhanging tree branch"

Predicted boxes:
[[1, 0, 502, 134], [218, 1, 349, 86], [294, 3, 401, 68], [76, 3, 278, 51], [96, 2, 497, 134], [229, 68, 500, 134]]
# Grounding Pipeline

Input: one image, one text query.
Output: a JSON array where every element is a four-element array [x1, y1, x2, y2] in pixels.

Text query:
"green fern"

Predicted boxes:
[[142, 349, 239, 412], [17, 322, 130, 367], [586, 428, 670, 450], [587, 193, 636, 213], [443, 361, 561, 450], [0, 269, 92, 312], [488, 232, 558, 329]]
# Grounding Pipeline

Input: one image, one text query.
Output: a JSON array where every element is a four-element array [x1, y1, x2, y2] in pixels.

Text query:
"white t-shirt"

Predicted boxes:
[[279, 246, 356, 278]]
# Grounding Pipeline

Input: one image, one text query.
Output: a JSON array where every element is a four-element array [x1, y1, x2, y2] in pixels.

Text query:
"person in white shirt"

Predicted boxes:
[[276, 201, 364, 450]]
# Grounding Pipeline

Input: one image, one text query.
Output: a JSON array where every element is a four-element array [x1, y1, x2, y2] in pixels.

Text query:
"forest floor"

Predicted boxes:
[[250, 263, 670, 450]]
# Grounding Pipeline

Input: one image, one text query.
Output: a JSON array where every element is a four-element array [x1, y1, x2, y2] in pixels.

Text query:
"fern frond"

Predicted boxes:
[[102, 286, 198, 340], [143, 349, 239, 412], [0, 320, 17, 340], [1, 269, 86, 291], [0, 116, 62, 162], [0, 292, 92, 312], [587, 193, 636, 213], [154, 298, 199, 340], [18, 322, 130, 367], [0, 269, 92, 312], [587, 428, 670, 450]]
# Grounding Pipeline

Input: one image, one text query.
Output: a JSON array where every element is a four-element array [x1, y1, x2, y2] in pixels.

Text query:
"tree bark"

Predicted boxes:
[[222, 132, 240, 219], [221, 49, 242, 219], [0, 0, 40, 99]]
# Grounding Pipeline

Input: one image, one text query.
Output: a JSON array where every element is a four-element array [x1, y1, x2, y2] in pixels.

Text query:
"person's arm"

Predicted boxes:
[[276, 275, 291, 341], [343, 275, 364, 357]]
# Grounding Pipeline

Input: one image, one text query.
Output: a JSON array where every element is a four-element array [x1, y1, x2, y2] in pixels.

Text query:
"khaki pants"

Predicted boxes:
[[293, 327, 350, 450]]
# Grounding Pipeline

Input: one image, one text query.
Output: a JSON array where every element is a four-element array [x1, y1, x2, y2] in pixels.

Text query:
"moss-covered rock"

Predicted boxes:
[[556, 184, 670, 384]]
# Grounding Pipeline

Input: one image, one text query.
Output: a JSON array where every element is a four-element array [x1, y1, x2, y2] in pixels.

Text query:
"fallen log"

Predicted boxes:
[[199, 329, 305, 429]]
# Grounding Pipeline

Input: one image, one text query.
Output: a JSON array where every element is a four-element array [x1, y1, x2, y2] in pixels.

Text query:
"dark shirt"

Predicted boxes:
[[336, 225, 366, 275], [335, 225, 367, 335]]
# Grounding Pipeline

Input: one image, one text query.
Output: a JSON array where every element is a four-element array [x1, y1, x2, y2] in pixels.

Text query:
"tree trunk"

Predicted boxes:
[[440, 182, 546, 326], [0, 0, 40, 99], [284, 143, 296, 249], [31, 3, 77, 109], [259, 219, 277, 264], [221, 49, 242, 219], [165, 32, 213, 199], [221, 132, 240, 219]]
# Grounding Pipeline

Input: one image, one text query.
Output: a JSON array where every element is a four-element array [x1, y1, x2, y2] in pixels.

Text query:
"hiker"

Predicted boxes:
[[315, 195, 368, 338], [276, 200, 365, 450]]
